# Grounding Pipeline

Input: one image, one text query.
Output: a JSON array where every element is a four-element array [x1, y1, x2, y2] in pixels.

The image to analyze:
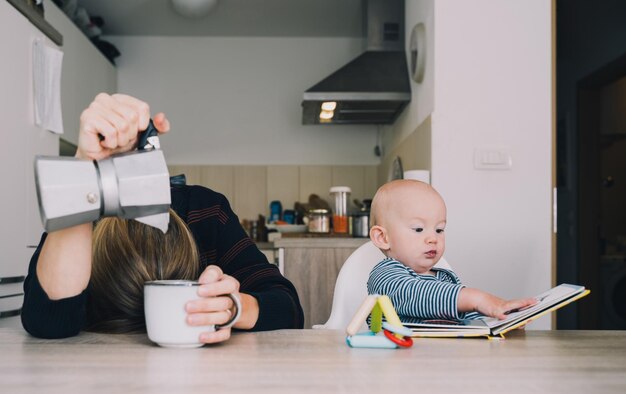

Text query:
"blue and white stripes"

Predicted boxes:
[[367, 257, 479, 322]]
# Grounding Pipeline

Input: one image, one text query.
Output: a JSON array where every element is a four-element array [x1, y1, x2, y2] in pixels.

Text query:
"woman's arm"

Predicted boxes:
[[22, 94, 170, 338], [36, 224, 93, 299], [35, 94, 170, 297], [179, 186, 304, 340], [21, 232, 90, 338]]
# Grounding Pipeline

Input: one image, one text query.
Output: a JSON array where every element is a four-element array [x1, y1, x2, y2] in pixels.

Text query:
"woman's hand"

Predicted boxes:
[[185, 266, 260, 344], [76, 93, 170, 161]]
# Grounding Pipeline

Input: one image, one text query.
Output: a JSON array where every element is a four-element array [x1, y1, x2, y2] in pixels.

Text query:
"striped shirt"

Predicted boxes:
[[367, 257, 481, 323]]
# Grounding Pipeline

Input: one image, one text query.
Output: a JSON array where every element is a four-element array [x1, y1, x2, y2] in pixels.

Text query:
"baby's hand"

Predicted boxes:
[[459, 288, 537, 320], [489, 297, 537, 320]]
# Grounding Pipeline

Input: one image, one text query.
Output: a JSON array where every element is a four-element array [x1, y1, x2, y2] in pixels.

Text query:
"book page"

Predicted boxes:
[[481, 284, 585, 329], [403, 319, 488, 330]]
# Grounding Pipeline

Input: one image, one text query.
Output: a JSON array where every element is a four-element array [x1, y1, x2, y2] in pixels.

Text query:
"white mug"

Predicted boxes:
[[144, 280, 242, 348]]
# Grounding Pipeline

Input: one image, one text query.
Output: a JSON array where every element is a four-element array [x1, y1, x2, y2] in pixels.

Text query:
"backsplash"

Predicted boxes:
[[168, 165, 378, 221]]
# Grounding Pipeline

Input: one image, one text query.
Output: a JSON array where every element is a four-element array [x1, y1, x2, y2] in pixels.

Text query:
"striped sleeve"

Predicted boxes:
[[367, 258, 465, 321]]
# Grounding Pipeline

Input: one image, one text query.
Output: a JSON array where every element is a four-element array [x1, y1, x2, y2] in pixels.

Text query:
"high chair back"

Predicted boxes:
[[313, 241, 451, 330]]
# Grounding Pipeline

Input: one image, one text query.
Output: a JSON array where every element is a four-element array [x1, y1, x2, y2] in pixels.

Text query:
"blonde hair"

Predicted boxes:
[[87, 209, 199, 333]]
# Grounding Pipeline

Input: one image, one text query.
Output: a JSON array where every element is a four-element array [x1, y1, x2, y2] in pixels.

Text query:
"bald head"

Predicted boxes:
[[370, 180, 445, 228]]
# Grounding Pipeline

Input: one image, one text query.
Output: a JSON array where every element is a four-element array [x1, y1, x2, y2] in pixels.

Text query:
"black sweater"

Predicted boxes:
[[21, 185, 304, 338]]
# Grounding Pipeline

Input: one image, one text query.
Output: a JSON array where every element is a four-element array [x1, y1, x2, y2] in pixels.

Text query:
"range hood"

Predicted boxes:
[[302, 0, 410, 125]]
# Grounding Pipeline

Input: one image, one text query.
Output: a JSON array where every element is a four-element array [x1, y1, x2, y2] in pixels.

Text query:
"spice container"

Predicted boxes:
[[249, 221, 258, 240], [307, 209, 330, 233], [330, 186, 351, 234], [351, 198, 371, 238], [269, 200, 282, 223]]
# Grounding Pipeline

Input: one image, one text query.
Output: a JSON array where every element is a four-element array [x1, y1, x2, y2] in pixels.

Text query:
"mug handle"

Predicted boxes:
[[215, 293, 242, 330]]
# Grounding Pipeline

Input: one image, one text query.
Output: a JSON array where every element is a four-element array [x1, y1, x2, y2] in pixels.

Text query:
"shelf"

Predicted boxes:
[[7, 0, 63, 46], [274, 237, 368, 249]]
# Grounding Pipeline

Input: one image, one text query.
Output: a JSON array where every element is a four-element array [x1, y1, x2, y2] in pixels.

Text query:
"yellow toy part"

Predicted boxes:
[[345, 294, 408, 339], [376, 295, 403, 329]]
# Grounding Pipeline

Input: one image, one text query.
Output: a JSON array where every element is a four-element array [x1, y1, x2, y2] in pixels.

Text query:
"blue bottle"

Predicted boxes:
[[269, 201, 282, 223], [283, 209, 295, 224]]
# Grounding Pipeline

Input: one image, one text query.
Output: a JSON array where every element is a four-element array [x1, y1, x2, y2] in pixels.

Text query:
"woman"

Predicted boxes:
[[21, 93, 304, 343]]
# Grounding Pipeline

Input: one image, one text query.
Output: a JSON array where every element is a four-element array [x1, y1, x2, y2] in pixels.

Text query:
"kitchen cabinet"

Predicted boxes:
[[257, 243, 279, 267], [275, 238, 369, 328], [0, 0, 117, 318], [167, 164, 378, 223], [0, 0, 60, 316]]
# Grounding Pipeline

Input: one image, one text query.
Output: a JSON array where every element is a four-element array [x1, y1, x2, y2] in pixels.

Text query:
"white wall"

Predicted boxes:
[[383, 0, 435, 156], [109, 36, 380, 166], [390, 0, 553, 328], [431, 0, 553, 327]]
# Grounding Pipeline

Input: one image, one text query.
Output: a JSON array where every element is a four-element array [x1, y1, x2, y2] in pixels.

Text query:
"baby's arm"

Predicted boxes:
[[458, 288, 537, 320]]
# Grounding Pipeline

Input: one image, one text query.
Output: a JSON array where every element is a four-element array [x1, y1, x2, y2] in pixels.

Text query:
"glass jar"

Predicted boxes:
[[307, 209, 330, 233], [330, 186, 351, 234]]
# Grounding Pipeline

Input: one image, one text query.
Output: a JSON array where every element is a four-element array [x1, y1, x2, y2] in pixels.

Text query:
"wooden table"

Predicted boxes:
[[1, 327, 625, 393]]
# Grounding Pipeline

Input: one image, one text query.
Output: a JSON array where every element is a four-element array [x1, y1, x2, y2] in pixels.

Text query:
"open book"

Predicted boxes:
[[402, 283, 590, 338]]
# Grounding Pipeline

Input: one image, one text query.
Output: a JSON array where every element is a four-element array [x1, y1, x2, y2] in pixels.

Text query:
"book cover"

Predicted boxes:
[[402, 283, 590, 338]]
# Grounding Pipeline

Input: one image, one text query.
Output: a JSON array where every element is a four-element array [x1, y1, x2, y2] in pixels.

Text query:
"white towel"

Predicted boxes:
[[33, 38, 64, 134]]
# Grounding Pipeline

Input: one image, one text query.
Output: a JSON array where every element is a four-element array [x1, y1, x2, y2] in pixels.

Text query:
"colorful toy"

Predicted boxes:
[[345, 294, 414, 349]]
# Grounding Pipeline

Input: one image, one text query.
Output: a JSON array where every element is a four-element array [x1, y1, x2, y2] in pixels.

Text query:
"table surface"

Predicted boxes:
[[1, 327, 626, 393]]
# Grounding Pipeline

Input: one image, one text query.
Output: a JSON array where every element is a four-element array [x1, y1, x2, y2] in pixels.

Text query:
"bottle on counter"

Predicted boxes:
[[283, 209, 295, 224], [307, 208, 330, 233], [269, 200, 282, 223], [249, 221, 258, 241], [330, 186, 351, 234], [257, 214, 268, 242]]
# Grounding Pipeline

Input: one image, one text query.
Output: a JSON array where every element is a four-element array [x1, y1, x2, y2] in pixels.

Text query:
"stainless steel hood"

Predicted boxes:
[[302, 0, 410, 125]]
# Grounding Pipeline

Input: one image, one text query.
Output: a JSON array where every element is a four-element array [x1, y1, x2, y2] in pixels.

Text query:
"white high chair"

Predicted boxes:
[[313, 241, 451, 330]]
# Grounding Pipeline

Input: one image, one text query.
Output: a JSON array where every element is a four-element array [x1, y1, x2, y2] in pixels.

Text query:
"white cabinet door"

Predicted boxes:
[[0, 1, 59, 283]]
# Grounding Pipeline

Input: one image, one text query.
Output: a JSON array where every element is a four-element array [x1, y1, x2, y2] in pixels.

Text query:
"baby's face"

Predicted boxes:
[[381, 183, 447, 274]]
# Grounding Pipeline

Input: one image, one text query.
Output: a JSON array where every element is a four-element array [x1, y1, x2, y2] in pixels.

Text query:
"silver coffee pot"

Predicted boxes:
[[34, 121, 171, 233]]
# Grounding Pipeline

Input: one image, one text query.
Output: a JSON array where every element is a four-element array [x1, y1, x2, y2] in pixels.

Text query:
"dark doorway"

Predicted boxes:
[[578, 66, 626, 329], [556, 0, 626, 329]]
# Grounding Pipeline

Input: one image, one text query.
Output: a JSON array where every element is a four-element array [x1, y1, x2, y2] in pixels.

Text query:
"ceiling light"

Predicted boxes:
[[321, 101, 337, 111], [319, 110, 334, 121], [171, 0, 219, 18]]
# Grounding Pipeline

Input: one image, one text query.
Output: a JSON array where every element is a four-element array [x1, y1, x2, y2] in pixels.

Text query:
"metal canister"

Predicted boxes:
[[307, 209, 330, 233], [351, 212, 370, 238], [351, 198, 371, 238]]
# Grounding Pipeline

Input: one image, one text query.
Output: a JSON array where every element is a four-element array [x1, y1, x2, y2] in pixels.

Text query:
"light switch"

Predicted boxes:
[[474, 148, 512, 170]]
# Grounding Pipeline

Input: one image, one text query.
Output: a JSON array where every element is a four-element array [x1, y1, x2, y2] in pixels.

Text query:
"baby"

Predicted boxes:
[[367, 179, 536, 323]]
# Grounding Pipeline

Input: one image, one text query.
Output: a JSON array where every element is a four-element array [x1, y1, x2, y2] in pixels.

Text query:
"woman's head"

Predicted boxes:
[[87, 209, 199, 333]]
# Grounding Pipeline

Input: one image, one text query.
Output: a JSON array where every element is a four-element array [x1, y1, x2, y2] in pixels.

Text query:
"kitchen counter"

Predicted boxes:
[[274, 236, 369, 249], [1, 327, 625, 392], [274, 237, 369, 328]]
